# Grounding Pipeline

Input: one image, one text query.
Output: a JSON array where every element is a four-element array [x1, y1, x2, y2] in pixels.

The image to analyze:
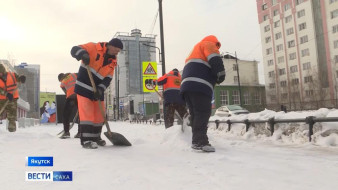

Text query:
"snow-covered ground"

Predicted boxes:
[[1, 108, 338, 190]]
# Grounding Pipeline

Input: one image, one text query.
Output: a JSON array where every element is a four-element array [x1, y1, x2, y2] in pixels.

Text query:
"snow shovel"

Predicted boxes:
[[57, 110, 79, 135], [86, 65, 131, 146]]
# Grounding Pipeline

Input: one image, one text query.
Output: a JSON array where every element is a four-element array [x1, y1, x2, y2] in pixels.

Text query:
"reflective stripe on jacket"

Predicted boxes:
[[181, 35, 224, 98], [60, 73, 77, 98], [156, 70, 185, 104], [71, 42, 116, 100], [0, 72, 19, 100]]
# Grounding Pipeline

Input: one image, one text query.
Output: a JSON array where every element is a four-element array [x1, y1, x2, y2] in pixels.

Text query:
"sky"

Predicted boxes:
[[0, 0, 263, 94], [1, 108, 338, 189]]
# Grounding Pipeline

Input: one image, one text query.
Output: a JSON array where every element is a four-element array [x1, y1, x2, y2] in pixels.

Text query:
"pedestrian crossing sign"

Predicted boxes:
[[142, 62, 157, 76]]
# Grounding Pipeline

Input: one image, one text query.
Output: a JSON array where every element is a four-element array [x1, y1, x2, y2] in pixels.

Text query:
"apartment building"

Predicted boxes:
[[257, 0, 338, 109], [107, 29, 159, 120]]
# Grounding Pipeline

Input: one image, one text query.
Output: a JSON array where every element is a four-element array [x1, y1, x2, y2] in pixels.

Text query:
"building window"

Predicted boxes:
[[279, 68, 286, 75], [300, 35, 308, 44], [262, 4, 268, 10], [285, 15, 292, 23], [296, 0, 305, 5], [269, 83, 276, 89], [276, 44, 283, 51], [330, 0, 338, 4], [232, 90, 240, 105], [288, 40, 295, 48], [253, 92, 261, 104], [284, 4, 291, 11], [269, 71, 275, 78], [333, 25, 338, 33], [303, 62, 311, 70], [244, 92, 250, 105], [266, 48, 272, 55], [334, 40, 338, 49], [305, 90, 314, 97], [275, 32, 282, 39], [289, 52, 297, 60], [304, 76, 313, 83], [220, 90, 229, 105], [278, 56, 284, 64], [290, 65, 298, 73], [273, 9, 279, 16], [233, 64, 238, 71], [274, 20, 280, 28], [280, 80, 287, 87], [264, 25, 270, 32], [335, 55, 338, 63], [292, 78, 299, 85], [265, 36, 271, 43], [286, 27, 294, 35], [336, 70, 338, 77], [331, 9, 338, 19], [301, 48, 310, 57], [234, 76, 238, 83], [263, 14, 269, 21], [297, 9, 305, 18], [281, 93, 288, 100], [299, 23, 307, 31], [271, 0, 277, 5], [268, 59, 274, 66]]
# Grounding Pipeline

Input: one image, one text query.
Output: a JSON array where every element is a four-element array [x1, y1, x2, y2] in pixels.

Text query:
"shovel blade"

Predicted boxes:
[[104, 131, 132, 146]]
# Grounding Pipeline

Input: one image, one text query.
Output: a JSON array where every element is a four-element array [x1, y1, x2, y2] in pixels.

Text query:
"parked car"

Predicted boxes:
[[214, 105, 249, 117]]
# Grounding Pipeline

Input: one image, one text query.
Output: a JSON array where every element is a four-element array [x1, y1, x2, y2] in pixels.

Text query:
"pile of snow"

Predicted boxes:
[[209, 108, 338, 147], [0, 113, 338, 190]]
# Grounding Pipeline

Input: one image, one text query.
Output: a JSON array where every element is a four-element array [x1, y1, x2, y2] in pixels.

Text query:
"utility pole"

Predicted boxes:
[[235, 51, 243, 107], [158, 0, 166, 75]]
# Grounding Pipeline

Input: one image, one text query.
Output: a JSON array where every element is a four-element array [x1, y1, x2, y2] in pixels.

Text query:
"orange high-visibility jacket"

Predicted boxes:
[[71, 42, 116, 100], [60, 73, 77, 98], [0, 72, 19, 100], [181, 35, 225, 98], [156, 70, 185, 104]]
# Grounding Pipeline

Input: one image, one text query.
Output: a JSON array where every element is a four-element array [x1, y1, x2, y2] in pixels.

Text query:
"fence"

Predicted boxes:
[[211, 116, 338, 142]]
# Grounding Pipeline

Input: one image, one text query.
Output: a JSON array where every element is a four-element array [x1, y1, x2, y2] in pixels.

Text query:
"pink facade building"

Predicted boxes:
[[257, 0, 338, 109]]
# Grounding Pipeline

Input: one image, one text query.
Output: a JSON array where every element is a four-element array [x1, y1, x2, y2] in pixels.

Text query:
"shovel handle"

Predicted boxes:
[[86, 65, 112, 135], [0, 100, 9, 115]]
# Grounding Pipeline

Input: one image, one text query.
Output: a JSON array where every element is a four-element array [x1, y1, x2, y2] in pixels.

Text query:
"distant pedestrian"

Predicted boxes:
[[71, 38, 123, 149], [58, 73, 79, 139], [180, 35, 225, 152]]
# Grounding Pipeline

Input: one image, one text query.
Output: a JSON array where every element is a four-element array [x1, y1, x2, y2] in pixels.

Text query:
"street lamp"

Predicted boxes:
[[224, 51, 243, 107], [142, 43, 163, 75]]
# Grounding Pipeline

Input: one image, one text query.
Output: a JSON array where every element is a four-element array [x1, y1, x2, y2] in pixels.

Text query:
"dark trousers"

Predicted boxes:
[[63, 95, 78, 133], [164, 103, 187, 128], [183, 92, 211, 145]]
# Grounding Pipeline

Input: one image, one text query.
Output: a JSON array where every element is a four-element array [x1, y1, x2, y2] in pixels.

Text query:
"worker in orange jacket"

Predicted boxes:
[[146, 68, 187, 128], [71, 38, 123, 149], [58, 73, 79, 139], [0, 63, 26, 132], [180, 35, 225, 152]]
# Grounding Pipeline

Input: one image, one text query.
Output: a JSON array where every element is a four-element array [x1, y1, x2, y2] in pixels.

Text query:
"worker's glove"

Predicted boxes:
[[6, 93, 13, 101], [19, 75, 26, 83], [82, 53, 90, 65], [93, 87, 104, 100]]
